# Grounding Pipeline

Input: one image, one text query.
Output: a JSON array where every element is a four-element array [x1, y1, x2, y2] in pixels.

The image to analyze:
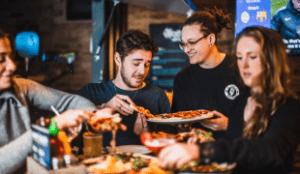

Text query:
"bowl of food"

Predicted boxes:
[[140, 132, 175, 154]]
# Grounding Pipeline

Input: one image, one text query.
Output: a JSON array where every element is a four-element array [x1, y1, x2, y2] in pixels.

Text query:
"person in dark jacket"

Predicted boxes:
[[271, 0, 300, 39], [159, 26, 300, 173]]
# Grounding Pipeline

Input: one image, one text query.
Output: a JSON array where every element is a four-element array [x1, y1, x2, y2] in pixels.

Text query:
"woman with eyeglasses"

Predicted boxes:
[[160, 26, 300, 174], [172, 7, 242, 138]]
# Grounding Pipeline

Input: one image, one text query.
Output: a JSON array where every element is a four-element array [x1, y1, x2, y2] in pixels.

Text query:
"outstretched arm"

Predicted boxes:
[[0, 130, 32, 173], [16, 78, 96, 113]]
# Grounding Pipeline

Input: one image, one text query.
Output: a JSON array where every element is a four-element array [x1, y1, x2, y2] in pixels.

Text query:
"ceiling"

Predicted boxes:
[[117, 0, 194, 15], [116, 0, 232, 16]]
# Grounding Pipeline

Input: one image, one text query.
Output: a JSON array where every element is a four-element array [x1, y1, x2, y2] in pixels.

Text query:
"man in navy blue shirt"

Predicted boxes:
[[77, 30, 172, 147]]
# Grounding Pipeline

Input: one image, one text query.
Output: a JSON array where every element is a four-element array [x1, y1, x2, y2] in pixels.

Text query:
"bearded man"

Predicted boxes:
[[76, 30, 173, 148]]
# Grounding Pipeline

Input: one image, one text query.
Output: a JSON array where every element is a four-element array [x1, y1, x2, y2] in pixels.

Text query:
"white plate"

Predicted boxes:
[[147, 113, 214, 125], [107, 145, 151, 154]]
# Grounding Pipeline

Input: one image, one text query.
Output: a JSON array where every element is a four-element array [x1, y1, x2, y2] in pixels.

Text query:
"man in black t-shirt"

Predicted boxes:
[[172, 8, 242, 139]]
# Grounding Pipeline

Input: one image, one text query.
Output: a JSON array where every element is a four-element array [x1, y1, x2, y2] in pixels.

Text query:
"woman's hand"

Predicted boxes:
[[104, 94, 135, 115], [158, 143, 200, 169], [199, 110, 228, 131], [53, 109, 94, 129], [93, 107, 115, 118]]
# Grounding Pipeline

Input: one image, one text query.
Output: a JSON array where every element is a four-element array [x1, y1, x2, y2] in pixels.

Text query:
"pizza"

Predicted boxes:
[[131, 105, 214, 121], [130, 105, 155, 118], [148, 110, 214, 121]]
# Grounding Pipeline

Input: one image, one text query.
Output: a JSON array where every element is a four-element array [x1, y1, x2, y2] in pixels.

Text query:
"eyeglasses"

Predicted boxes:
[[179, 34, 208, 50]]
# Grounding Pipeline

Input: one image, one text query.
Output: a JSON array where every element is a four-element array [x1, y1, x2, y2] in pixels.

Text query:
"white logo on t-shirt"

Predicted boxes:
[[285, 17, 291, 21], [224, 84, 240, 100]]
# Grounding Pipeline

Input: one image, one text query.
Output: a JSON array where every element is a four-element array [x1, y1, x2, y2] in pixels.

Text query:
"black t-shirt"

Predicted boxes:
[[201, 91, 300, 173], [172, 54, 243, 139]]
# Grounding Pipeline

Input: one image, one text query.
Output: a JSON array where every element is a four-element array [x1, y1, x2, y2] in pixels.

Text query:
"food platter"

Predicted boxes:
[[147, 110, 214, 124], [87, 153, 170, 174], [177, 162, 236, 174], [87, 153, 236, 174]]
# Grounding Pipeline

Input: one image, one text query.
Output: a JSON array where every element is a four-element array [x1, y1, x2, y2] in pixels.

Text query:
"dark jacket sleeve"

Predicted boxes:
[[199, 98, 300, 169]]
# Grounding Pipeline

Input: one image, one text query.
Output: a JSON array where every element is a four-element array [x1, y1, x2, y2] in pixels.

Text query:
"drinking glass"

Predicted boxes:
[[83, 132, 103, 157]]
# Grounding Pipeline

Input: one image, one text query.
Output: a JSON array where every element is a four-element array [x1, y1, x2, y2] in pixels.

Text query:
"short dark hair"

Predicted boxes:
[[116, 30, 158, 61], [0, 29, 9, 39], [184, 7, 232, 39], [0, 29, 15, 59]]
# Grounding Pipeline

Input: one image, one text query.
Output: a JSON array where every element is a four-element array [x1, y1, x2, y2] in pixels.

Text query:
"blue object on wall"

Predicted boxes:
[[15, 31, 40, 60], [184, 0, 198, 11]]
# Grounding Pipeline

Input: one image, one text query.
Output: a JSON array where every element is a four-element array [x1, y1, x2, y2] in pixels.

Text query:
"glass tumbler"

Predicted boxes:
[[83, 132, 103, 158]]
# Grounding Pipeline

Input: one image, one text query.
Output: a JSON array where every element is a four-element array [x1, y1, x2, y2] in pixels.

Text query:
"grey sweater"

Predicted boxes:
[[0, 77, 96, 174]]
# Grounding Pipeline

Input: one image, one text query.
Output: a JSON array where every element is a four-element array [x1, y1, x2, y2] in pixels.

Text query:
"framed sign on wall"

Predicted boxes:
[[148, 23, 189, 92]]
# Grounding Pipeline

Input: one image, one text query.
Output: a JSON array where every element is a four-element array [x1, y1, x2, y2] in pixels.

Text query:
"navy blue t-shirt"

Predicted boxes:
[[76, 80, 172, 147]]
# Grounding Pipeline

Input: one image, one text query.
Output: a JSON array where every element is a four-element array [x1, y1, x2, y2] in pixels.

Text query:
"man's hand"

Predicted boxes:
[[199, 110, 228, 131], [158, 143, 199, 169], [104, 94, 135, 115], [134, 113, 148, 135]]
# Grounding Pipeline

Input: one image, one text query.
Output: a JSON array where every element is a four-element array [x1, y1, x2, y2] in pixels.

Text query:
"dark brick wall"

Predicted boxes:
[[0, 0, 92, 93], [0, 0, 299, 94]]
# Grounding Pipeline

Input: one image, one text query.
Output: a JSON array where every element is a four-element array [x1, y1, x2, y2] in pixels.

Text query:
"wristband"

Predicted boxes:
[[49, 118, 59, 136]]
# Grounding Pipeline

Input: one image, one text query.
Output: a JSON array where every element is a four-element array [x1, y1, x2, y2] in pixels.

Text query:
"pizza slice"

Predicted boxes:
[[130, 105, 155, 118], [148, 109, 214, 121]]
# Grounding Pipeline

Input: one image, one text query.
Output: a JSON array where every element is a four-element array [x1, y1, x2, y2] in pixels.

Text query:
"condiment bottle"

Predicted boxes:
[[52, 156, 64, 170], [49, 119, 65, 156]]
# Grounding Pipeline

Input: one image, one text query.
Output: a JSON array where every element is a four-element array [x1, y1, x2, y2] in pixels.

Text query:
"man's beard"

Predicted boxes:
[[120, 65, 143, 88]]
